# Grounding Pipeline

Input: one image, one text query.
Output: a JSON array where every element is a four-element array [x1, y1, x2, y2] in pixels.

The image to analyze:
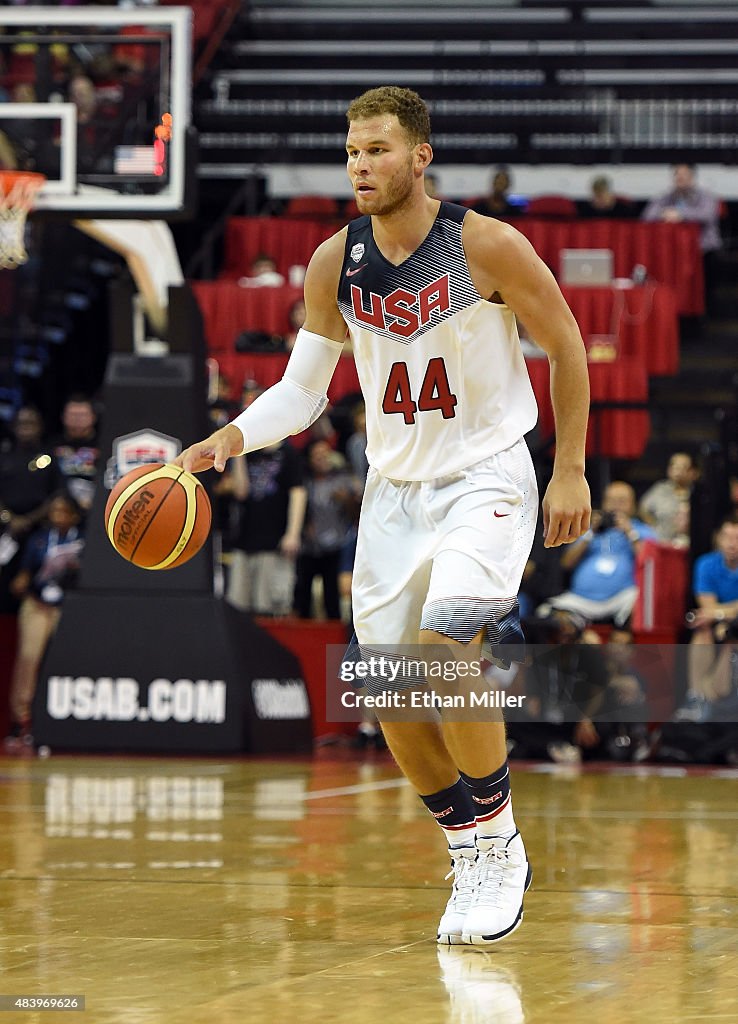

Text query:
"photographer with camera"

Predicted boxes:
[[677, 515, 738, 722], [538, 481, 656, 628]]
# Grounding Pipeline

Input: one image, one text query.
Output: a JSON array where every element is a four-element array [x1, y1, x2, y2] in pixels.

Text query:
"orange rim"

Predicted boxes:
[[0, 171, 46, 212], [0, 170, 46, 189]]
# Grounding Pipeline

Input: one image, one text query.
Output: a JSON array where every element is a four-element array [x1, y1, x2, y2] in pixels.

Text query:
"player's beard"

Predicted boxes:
[[358, 159, 415, 217]]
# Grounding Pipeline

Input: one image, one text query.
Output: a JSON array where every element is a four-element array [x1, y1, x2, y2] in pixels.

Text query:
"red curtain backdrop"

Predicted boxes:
[[525, 357, 650, 459], [562, 283, 679, 377], [208, 350, 649, 460], [191, 281, 305, 347], [220, 216, 703, 315], [511, 219, 702, 316], [193, 279, 679, 379], [221, 217, 337, 281]]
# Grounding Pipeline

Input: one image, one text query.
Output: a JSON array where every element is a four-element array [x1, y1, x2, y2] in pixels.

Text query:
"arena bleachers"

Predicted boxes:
[[196, 1, 738, 178]]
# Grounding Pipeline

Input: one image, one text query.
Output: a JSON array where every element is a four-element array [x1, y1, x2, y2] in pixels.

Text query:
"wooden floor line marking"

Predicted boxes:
[[304, 777, 408, 800]]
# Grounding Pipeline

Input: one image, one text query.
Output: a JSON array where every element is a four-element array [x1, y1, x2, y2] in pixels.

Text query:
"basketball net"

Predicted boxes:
[[0, 171, 46, 270]]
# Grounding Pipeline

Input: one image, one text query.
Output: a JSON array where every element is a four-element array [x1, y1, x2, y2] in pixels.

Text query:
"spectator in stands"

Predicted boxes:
[[539, 481, 656, 627], [69, 73, 98, 126], [580, 175, 635, 219], [284, 298, 307, 352], [68, 73, 113, 174], [208, 371, 238, 431], [679, 515, 738, 720], [0, 407, 62, 613], [3, 83, 51, 174], [226, 440, 307, 616], [507, 610, 610, 764], [638, 451, 698, 543], [12, 84, 36, 105], [670, 501, 691, 550], [206, 373, 240, 544], [345, 402, 368, 483], [594, 631, 651, 761], [51, 394, 100, 517], [294, 440, 362, 620], [339, 407, 366, 620], [4, 492, 84, 752], [241, 378, 263, 408], [238, 253, 286, 288], [642, 164, 721, 254], [515, 616, 649, 763], [471, 167, 521, 218], [519, 528, 564, 620]]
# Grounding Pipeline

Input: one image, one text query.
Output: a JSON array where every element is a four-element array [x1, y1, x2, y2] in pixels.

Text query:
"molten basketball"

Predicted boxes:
[[105, 462, 211, 570]]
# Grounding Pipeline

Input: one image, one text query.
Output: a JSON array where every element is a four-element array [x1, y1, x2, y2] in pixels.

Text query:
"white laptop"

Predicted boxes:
[[559, 248, 614, 286]]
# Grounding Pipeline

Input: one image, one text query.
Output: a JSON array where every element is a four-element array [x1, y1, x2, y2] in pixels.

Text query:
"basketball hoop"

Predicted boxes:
[[0, 171, 46, 270]]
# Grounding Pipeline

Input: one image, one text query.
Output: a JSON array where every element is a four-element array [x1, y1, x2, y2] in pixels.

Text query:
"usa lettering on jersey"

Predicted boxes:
[[337, 203, 538, 478], [350, 273, 450, 339]]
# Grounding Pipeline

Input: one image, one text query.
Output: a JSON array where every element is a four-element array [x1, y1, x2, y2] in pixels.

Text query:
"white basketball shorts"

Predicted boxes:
[[352, 438, 538, 651]]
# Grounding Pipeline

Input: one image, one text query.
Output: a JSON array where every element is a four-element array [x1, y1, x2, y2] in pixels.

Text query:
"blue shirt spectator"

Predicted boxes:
[[642, 163, 721, 254], [680, 516, 738, 720], [541, 481, 657, 627], [572, 519, 656, 601], [694, 546, 738, 604]]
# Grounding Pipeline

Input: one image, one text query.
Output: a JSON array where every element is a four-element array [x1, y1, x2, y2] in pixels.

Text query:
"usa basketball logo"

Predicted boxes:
[[350, 243, 365, 263], [104, 429, 181, 489]]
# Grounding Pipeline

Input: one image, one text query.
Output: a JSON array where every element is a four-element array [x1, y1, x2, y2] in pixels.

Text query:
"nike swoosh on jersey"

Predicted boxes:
[[345, 264, 368, 277], [493, 511, 511, 517]]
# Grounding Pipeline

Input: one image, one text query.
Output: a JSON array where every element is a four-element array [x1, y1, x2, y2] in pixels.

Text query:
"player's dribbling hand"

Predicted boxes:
[[542, 471, 591, 548], [175, 425, 243, 474]]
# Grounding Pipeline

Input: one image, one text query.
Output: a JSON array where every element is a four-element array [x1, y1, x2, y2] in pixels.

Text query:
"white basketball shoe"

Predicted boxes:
[[437, 845, 478, 945], [462, 831, 532, 945]]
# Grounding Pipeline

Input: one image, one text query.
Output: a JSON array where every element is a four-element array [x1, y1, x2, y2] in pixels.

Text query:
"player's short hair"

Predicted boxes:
[[346, 87, 430, 145]]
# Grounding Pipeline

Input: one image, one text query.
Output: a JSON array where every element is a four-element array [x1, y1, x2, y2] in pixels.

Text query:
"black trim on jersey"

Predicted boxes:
[[337, 202, 481, 346]]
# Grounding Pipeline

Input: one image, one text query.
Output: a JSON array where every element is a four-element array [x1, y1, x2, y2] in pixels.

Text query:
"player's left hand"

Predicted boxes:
[[542, 471, 591, 547], [175, 424, 244, 474]]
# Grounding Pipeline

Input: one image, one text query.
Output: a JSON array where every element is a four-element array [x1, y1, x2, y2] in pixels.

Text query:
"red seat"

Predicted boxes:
[[284, 195, 339, 220], [343, 198, 361, 220], [632, 540, 689, 633], [526, 195, 577, 218]]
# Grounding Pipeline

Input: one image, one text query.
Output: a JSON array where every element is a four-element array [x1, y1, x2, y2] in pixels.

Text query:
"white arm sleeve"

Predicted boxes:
[[230, 328, 345, 453]]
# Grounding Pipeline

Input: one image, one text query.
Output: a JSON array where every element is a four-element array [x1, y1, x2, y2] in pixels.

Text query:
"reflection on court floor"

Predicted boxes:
[[1, 754, 737, 1024]]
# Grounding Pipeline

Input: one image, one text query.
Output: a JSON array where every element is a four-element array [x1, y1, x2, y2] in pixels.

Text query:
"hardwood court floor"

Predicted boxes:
[[0, 753, 736, 1024]]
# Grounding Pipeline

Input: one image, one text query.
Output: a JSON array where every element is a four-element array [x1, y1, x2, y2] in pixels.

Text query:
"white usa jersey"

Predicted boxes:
[[337, 202, 538, 482]]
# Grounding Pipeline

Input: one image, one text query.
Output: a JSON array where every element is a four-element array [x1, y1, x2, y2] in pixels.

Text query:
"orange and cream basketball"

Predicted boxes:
[[104, 462, 211, 569]]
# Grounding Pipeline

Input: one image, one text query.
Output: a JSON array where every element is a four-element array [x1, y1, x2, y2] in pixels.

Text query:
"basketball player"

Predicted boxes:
[[177, 87, 591, 945]]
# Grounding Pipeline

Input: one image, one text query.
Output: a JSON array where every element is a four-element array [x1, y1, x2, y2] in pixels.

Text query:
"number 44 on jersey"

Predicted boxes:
[[382, 357, 458, 425]]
